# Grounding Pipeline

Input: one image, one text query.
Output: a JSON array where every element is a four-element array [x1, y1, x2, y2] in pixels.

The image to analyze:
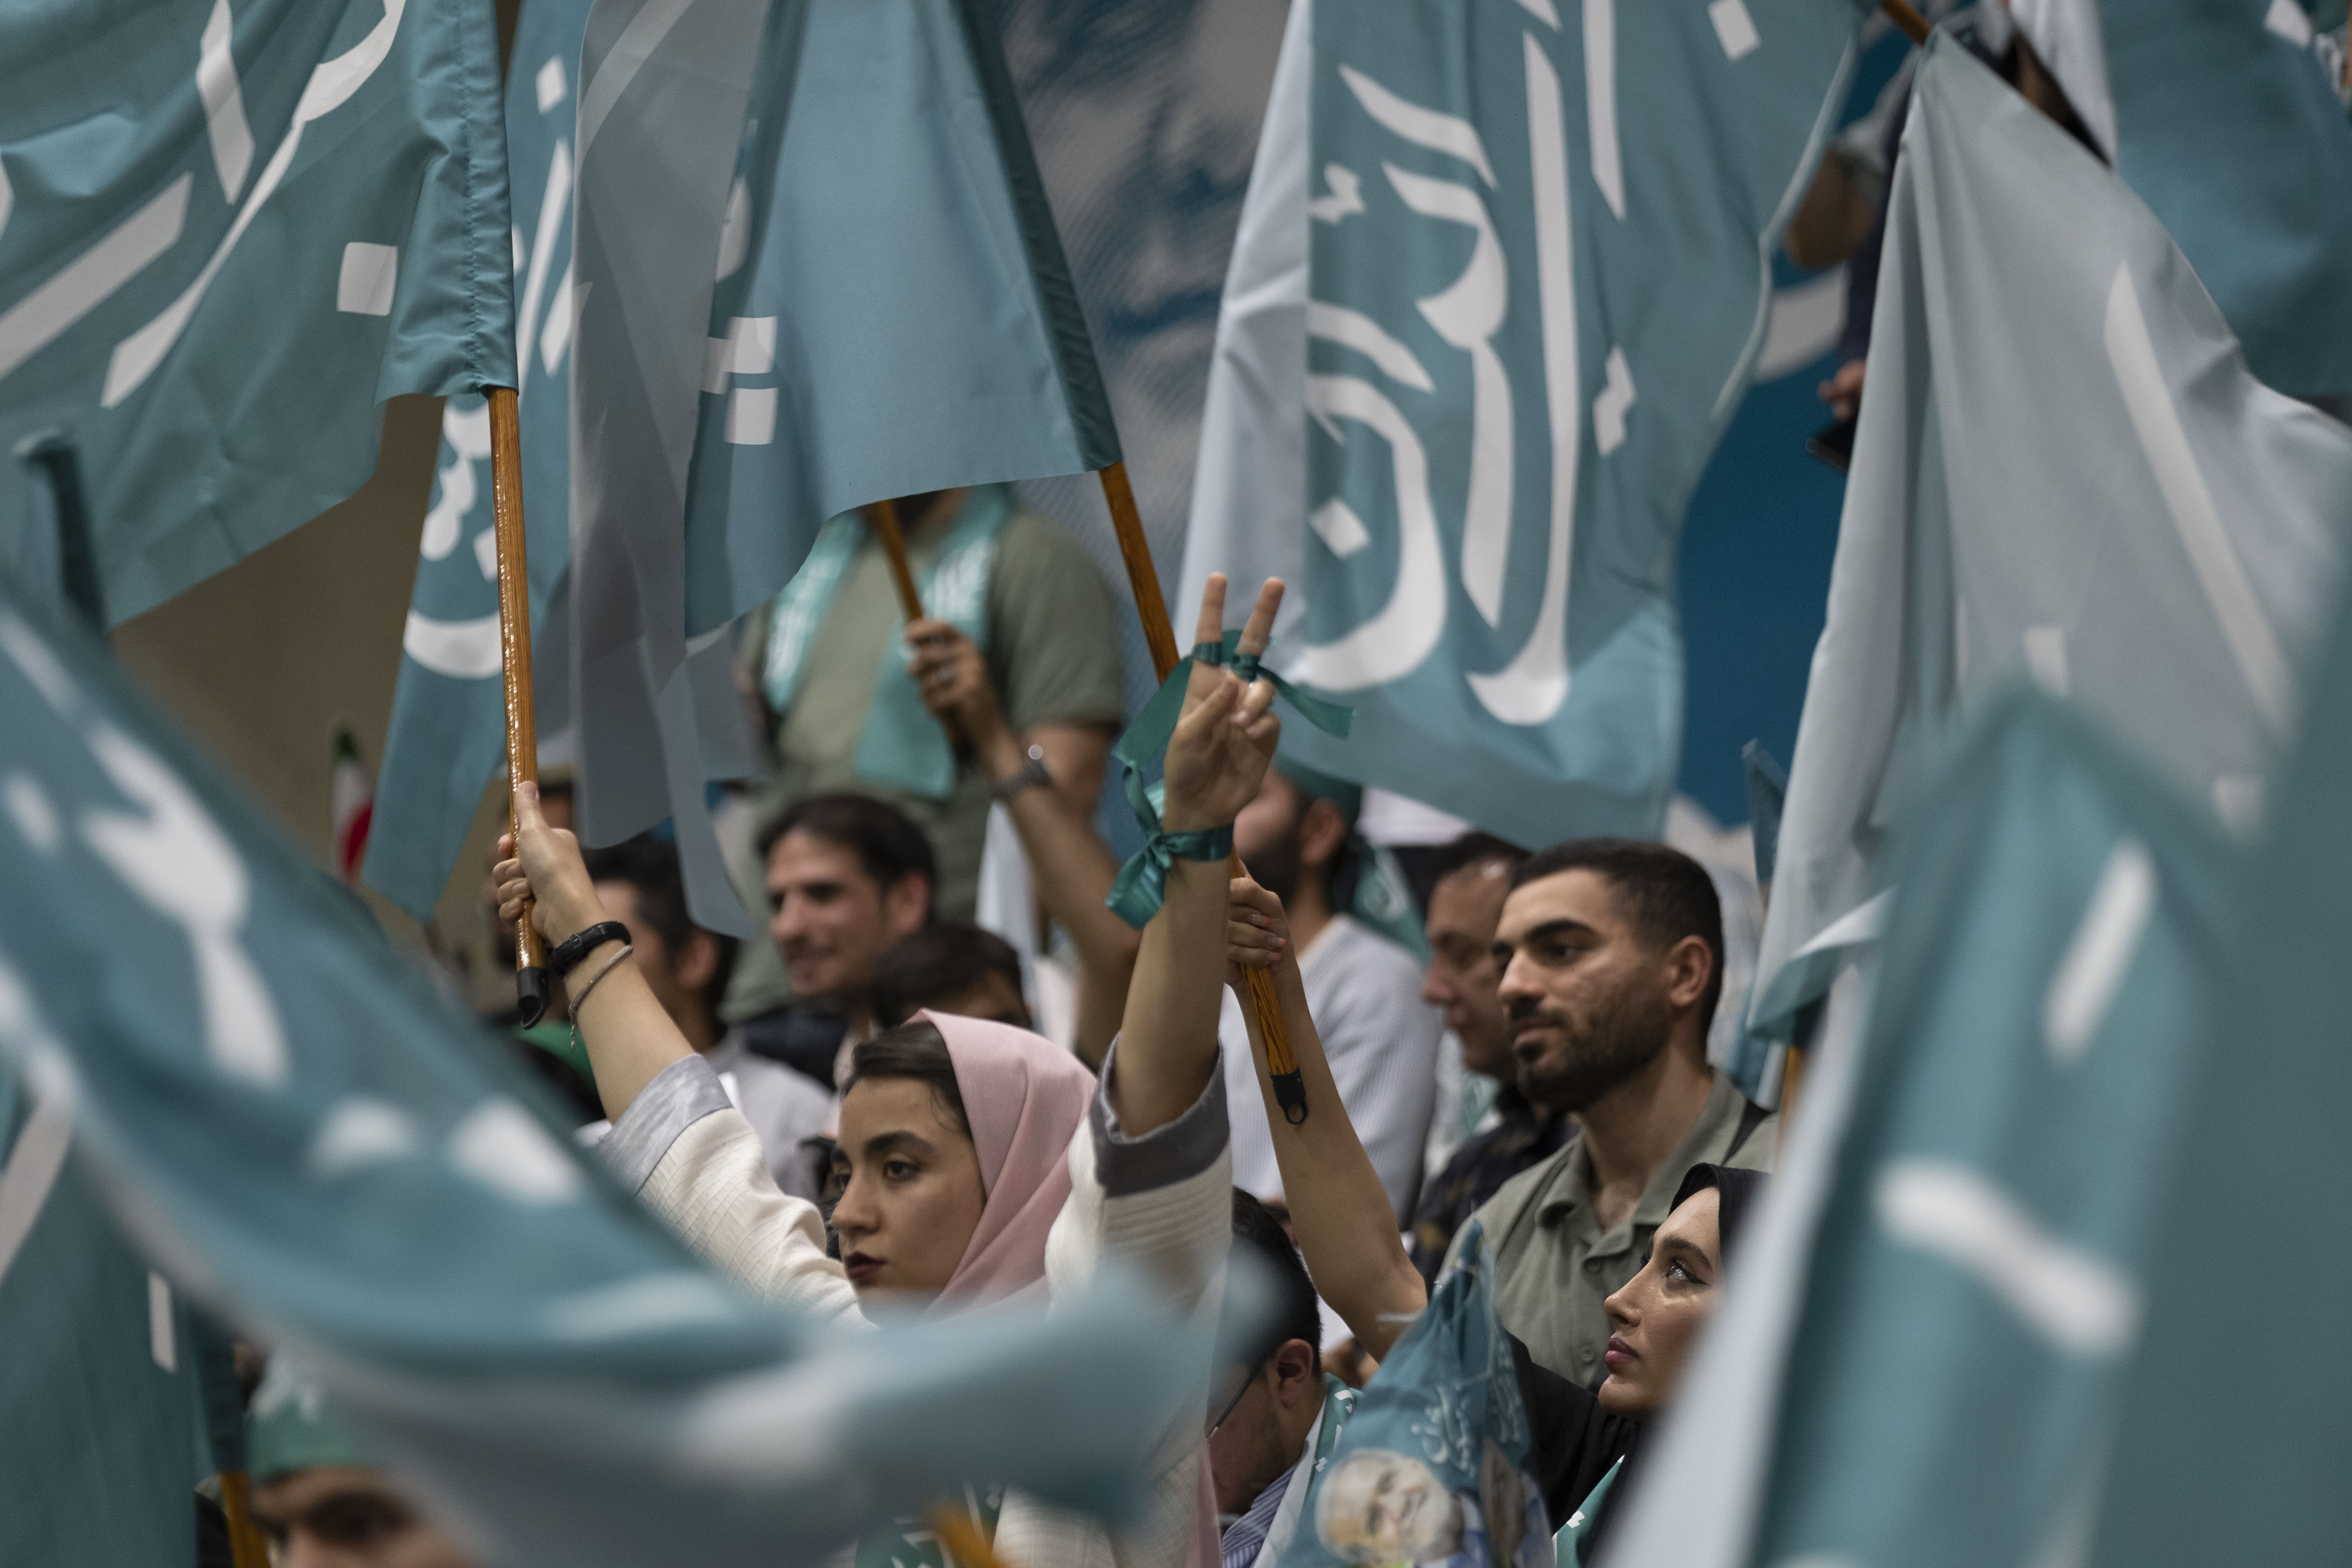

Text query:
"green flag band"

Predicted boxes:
[[1102, 633, 1352, 927], [1105, 823, 1236, 930]]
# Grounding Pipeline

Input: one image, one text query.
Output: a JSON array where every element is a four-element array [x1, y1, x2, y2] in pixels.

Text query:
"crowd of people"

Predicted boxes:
[[242, 555, 1789, 1568]]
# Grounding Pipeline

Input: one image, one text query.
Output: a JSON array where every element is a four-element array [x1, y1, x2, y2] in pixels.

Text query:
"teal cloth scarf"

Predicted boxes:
[[762, 486, 1011, 799]]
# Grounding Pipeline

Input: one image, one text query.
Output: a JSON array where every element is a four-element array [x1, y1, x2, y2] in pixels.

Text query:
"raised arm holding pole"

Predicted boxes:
[[1094, 462, 1313, 1123]]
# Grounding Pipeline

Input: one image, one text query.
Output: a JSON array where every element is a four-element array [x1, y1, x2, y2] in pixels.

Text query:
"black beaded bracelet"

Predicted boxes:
[[548, 920, 630, 978]]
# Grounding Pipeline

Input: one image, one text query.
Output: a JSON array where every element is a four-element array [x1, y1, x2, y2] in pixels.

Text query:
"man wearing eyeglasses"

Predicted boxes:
[[1210, 1191, 1358, 1568]]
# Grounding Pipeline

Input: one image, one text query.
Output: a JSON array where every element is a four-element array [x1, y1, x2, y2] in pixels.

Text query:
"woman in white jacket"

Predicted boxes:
[[496, 575, 1289, 1568]]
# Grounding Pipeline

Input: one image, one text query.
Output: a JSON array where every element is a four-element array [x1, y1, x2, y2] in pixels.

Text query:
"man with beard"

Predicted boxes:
[[1220, 762, 1443, 1223], [1455, 838, 1774, 1386]]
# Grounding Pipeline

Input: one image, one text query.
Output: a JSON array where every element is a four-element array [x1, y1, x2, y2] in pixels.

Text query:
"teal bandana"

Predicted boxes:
[[762, 486, 1011, 800], [246, 1359, 374, 1484], [1103, 635, 1353, 927]]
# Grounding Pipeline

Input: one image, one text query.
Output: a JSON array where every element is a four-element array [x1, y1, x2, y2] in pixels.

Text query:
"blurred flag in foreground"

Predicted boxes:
[[566, 0, 1120, 931], [0, 572, 1196, 1567], [1605, 687, 2238, 1568], [365, 0, 586, 922], [1181, 0, 1865, 852], [1752, 36, 2352, 1035], [0, 0, 515, 624], [2083, 448, 2352, 1568]]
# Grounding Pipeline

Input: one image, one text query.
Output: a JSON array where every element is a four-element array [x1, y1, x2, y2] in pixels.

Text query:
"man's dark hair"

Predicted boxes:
[[1423, 830, 1528, 888], [842, 1018, 967, 1135], [580, 834, 737, 1013], [757, 793, 937, 908], [1510, 837, 1726, 1028], [1225, 1189, 1322, 1371], [870, 924, 1027, 1029]]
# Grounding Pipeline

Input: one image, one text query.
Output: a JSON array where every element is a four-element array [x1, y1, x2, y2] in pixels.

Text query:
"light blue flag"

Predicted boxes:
[[366, 0, 587, 923], [1182, 0, 1865, 853], [0, 571, 1206, 1567], [0, 0, 515, 626], [2011, 0, 2352, 403], [0, 1074, 212, 1566], [680, 0, 1121, 639], [1751, 36, 2352, 1038], [2083, 430, 2352, 1568], [1602, 687, 2241, 1568]]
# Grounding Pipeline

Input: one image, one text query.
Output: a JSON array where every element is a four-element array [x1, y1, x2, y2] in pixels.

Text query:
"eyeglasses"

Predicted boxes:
[[1207, 1360, 1263, 1437]]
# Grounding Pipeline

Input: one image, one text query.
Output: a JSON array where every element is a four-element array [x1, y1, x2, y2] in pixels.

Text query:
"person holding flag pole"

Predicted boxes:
[[496, 569, 1294, 1568]]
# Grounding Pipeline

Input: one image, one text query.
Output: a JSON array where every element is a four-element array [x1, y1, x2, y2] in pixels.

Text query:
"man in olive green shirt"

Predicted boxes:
[[726, 485, 1125, 1022], [1453, 838, 1776, 1387]]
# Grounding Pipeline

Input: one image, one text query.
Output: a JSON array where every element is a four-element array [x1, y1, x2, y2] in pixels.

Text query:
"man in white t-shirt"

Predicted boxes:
[[583, 837, 832, 1199], [1221, 761, 1442, 1223]]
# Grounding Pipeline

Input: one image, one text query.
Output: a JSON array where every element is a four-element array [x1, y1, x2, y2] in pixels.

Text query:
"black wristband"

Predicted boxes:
[[548, 920, 630, 978]]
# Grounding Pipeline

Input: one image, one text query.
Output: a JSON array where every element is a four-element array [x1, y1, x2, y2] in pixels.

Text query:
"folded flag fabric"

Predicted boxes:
[[1751, 35, 2352, 1037], [1604, 687, 2241, 1568], [365, 0, 586, 923], [1181, 0, 1866, 853], [568, 0, 1121, 934], [2012, 0, 2352, 403], [0, 0, 515, 625], [0, 568, 1200, 1568]]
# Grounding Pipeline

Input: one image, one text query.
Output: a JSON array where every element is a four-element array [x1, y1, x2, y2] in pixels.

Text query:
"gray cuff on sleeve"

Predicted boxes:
[[1090, 1035, 1229, 1198], [599, 1054, 733, 1193]]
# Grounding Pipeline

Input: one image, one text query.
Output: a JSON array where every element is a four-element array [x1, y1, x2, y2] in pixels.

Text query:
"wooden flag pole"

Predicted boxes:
[[488, 386, 550, 1026], [217, 1469, 271, 1568], [1879, 0, 1931, 44], [1096, 462, 1309, 1122], [870, 497, 927, 622]]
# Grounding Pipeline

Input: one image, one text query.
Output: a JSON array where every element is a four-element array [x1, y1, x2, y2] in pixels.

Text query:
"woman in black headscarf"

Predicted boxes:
[[1535, 1163, 1769, 1565]]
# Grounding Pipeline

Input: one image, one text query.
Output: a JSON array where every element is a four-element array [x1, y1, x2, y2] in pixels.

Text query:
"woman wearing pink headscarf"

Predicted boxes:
[[497, 576, 1289, 1568]]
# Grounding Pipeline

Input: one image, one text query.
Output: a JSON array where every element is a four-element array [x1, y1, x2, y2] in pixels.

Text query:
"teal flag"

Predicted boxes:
[[366, 0, 586, 922], [1752, 37, 2352, 1037], [566, 0, 1121, 933], [2083, 436, 2352, 1566], [1272, 1222, 1551, 1568], [2014, 0, 2352, 403], [0, 0, 515, 625], [1182, 0, 1865, 853], [0, 1074, 210, 1566], [0, 570, 1205, 1566], [679, 0, 1120, 638], [1602, 688, 2242, 1568], [1748, 692, 2235, 1566]]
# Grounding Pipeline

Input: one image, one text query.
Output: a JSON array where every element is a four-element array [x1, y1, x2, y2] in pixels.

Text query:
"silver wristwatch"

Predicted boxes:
[[992, 743, 1053, 802]]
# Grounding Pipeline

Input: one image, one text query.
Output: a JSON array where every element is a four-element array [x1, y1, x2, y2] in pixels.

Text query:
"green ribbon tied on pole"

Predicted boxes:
[[1103, 633, 1354, 928]]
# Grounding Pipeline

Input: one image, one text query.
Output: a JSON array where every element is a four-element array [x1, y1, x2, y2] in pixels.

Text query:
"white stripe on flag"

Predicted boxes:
[[2042, 836, 2156, 1065], [0, 1095, 71, 1289], [149, 1272, 178, 1372], [2104, 264, 2294, 731]]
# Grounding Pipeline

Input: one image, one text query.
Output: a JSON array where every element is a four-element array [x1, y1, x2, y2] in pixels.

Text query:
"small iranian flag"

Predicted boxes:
[[330, 726, 376, 884]]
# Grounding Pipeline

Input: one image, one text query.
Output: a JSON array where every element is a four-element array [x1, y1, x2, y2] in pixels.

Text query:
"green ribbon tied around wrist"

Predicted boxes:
[[1103, 632, 1354, 928]]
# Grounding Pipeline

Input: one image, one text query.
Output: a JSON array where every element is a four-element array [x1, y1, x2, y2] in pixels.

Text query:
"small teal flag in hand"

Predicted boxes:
[[1183, 0, 1866, 853], [0, 0, 515, 625], [1753, 37, 2352, 1038], [366, 0, 588, 923], [0, 569, 1207, 1568]]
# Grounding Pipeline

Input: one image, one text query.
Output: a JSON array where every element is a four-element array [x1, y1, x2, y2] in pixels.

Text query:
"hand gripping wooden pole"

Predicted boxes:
[[1097, 462, 1308, 1124], [488, 386, 550, 1027]]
